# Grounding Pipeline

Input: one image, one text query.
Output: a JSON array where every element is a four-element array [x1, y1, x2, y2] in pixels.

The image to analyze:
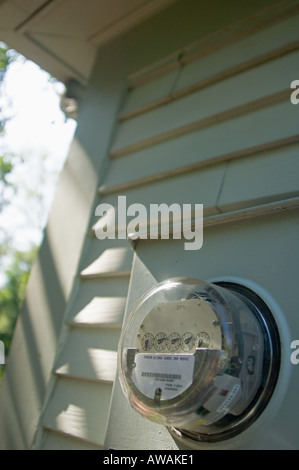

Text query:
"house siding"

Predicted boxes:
[[103, 3, 299, 450], [0, 0, 298, 451], [39, 2, 299, 450], [0, 36, 127, 450]]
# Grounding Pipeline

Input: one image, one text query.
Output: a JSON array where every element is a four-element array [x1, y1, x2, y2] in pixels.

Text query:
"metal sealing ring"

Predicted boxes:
[[169, 282, 281, 444]]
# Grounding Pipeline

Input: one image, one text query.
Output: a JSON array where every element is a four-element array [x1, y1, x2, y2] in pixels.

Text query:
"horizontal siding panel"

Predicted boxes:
[[101, 136, 299, 197], [128, 197, 299, 245], [42, 378, 112, 447], [69, 296, 126, 327], [111, 89, 290, 158], [203, 197, 299, 229], [121, 33, 299, 122], [218, 142, 299, 212], [54, 328, 119, 383], [55, 352, 117, 384], [120, 40, 299, 123], [98, 163, 225, 218], [126, 210, 299, 298], [174, 14, 299, 94], [125, 5, 299, 90], [111, 51, 299, 154], [122, 68, 178, 117], [67, 277, 130, 323], [80, 247, 133, 279], [40, 428, 102, 450], [102, 102, 298, 191]]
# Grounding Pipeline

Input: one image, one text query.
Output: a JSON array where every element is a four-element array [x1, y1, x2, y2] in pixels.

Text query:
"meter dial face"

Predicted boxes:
[[181, 332, 195, 351], [197, 332, 210, 348], [154, 332, 168, 351], [141, 333, 154, 351], [167, 332, 181, 351], [134, 299, 222, 353]]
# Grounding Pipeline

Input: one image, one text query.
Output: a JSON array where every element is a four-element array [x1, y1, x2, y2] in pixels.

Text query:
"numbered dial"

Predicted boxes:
[[167, 332, 181, 351], [154, 332, 168, 351], [197, 332, 210, 348], [141, 333, 154, 351], [181, 332, 195, 352]]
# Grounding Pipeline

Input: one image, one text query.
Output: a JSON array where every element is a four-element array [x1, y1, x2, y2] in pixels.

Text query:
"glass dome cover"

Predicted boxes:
[[118, 277, 280, 442]]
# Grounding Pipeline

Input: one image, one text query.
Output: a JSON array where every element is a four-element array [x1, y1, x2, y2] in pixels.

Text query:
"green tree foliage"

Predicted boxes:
[[0, 155, 12, 182], [0, 42, 17, 133], [0, 249, 36, 347], [0, 154, 14, 213], [0, 42, 14, 67], [0, 249, 37, 383], [0, 42, 15, 188], [0, 44, 36, 385], [0, 43, 10, 79]]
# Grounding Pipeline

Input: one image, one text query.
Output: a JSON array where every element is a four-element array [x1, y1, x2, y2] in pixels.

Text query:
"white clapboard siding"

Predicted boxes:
[[67, 277, 130, 322], [39, 274, 128, 447], [101, 102, 299, 193], [98, 163, 225, 218], [38, 243, 131, 447], [42, 378, 112, 447], [103, 7, 299, 447], [218, 142, 299, 212], [55, 349, 117, 384], [111, 50, 298, 156], [38, 4, 299, 451], [98, 137, 299, 223], [54, 328, 119, 383], [80, 246, 133, 279], [121, 9, 299, 118], [123, 68, 179, 116], [68, 296, 126, 328], [173, 14, 299, 95]]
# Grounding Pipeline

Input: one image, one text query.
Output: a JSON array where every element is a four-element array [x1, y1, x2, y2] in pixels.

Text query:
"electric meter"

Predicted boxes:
[[118, 278, 280, 443]]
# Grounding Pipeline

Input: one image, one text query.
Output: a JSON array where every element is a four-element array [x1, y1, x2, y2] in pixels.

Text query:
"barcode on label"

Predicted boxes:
[[133, 353, 195, 400], [141, 372, 182, 380]]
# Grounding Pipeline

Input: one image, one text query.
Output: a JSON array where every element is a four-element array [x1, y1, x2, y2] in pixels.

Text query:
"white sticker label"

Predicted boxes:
[[132, 353, 195, 401]]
